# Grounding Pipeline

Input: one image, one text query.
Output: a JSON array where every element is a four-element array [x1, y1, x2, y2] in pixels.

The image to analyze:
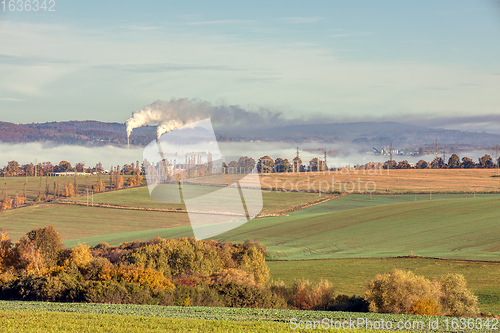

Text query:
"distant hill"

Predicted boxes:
[[1, 120, 500, 149], [0, 121, 156, 146], [220, 121, 500, 149]]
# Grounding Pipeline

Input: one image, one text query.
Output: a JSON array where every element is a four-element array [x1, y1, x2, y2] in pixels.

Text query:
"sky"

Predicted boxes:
[[1, 0, 500, 132]]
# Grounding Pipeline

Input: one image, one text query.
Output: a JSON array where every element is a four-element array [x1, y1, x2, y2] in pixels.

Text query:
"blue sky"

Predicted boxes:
[[1, 0, 500, 132]]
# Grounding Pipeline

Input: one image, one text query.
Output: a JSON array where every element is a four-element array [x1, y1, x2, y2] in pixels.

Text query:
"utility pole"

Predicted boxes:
[[495, 145, 499, 177], [389, 143, 393, 169], [34, 158, 38, 178], [324, 148, 327, 173]]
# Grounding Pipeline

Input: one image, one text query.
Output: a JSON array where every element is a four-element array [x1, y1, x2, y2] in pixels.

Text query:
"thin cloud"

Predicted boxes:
[[458, 83, 482, 86], [185, 20, 255, 26], [329, 31, 374, 38], [94, 63, 240, 73], [278, 17, 323, 24], [0, 97, 24, 102], [119, 25, 160, 31], [0, 54, 75, 66]]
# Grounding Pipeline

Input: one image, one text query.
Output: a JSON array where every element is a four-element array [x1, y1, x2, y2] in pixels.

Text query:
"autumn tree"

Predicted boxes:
[[117, 176, 124, 189], [227, 160, 237, 173], [66, 244, 93, 269], [0, 232, 14, 272], [383, 160, 397, 170], [14, 226, 64, 274], [257, 156, 274, 174], [127, 171, 143, 187], [63, 183, 75, 197], [479, 154, 493, 168], [57, 161, 72, 172], [461, 157, 474, 169], [21, 163, 35, 177], [13, 193, 25, 207], [75, 162, 85, 173], [237, 157, 255, 173], [448, 154, 460, 168], [1, 184, 12, 211], [274, 158, 291, 173], [365, 269, 440, 314], [121, 163, 136, 175], [430, 157, 444, 169], [309, 158, 319, 172], [440, 273, 479, 317], [92, 174, 105, 192], [239, 246, 270, 285], [39, 162, 54, 176], [5, 161, 20, 176], [397, 160, 411, 169], [416, 160, 428, 169]]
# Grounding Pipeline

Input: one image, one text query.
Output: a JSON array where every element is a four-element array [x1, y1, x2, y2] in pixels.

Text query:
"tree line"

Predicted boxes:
[[252, 153, 500, 173], [384, 154, 500, 169], [0, 160, 147, 177]]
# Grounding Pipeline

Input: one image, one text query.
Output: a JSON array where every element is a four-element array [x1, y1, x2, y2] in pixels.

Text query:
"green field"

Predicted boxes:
[[0, 312, 302, 333], [1, 187, 332, 244], [268, 257, 500, 314], [70, 193, 497, 261], [216, 196, 500, 261], [63, 185, 333, 215], [0, 203, 190, 243], [3, 192, 499, 263], [2, 301, 496, 333], [2, 191, 499, 263], [1, 185, 499, 324]]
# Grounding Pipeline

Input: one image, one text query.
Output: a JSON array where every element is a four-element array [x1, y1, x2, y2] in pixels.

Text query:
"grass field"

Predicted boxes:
[[268, 257, 500, 315], [0, 311, 305, 333], [1, 301, 496, 333], [1, 176, 499, 327], [63, 185, 333, 216], [2, 191, 499, 263], [215, 196, 500, 261], [0, 187, 332, 244], [0, 203, 190, 243]]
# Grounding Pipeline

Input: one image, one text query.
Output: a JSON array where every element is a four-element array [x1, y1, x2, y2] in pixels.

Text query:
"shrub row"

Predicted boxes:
[[0, 226, 481, 317]]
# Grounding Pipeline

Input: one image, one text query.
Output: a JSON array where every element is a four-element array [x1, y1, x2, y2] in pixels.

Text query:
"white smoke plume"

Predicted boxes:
[[156, 120, 185, 138], [126, 99, 205, 139], [125, 98, 285, 140]]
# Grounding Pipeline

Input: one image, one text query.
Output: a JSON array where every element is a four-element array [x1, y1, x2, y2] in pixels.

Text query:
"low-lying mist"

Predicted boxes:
[[0, 141, 495, 169]]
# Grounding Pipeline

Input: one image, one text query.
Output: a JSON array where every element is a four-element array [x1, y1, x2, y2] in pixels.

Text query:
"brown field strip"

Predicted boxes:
[[255, 169, 500, 193]]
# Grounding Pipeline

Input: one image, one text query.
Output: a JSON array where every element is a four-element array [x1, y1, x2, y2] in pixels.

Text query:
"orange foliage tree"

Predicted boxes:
[[63, 183, 75, 197]]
